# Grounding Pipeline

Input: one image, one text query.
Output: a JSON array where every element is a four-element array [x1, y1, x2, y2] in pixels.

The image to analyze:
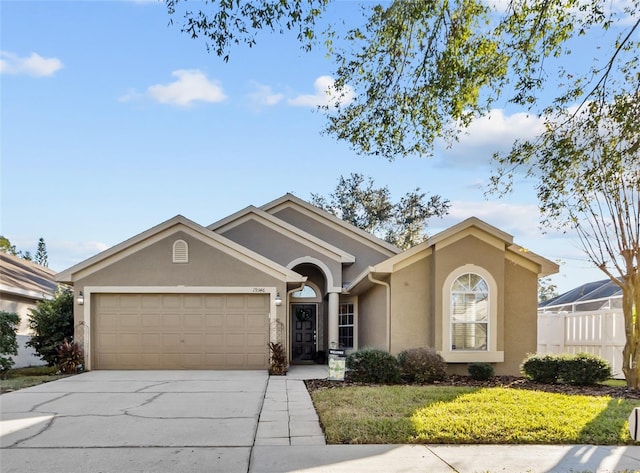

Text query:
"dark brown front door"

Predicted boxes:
[[291, 303, 317, 362]]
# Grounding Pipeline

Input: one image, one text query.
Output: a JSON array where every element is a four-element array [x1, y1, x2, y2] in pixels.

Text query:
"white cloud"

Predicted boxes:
[[437, 109, 546, 167], [0, 51, 63, 77], [433, 200, 543, 238], [139, 69, 227, 106], [247, 82, 284, 109], [48, 240, 110, 272], [288, 75, 355, 108]]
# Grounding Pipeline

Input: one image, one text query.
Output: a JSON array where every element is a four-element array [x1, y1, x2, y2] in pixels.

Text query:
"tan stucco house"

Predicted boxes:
[[57, 194, 558, 375]]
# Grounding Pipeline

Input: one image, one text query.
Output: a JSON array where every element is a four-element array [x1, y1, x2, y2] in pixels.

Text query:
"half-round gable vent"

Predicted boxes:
[[172, 239, 188, 263]]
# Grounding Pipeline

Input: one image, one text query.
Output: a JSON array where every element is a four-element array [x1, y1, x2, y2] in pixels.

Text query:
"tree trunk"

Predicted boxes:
[[621, 276, 640, 389]]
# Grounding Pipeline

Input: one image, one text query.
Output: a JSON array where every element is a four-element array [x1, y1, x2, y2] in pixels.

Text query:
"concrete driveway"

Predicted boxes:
[[0, 370, 269, 473]]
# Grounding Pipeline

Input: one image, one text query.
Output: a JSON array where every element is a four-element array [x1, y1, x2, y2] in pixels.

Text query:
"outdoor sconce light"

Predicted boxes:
[[77, 291, 84, 305], [275, 292, 282, 306]]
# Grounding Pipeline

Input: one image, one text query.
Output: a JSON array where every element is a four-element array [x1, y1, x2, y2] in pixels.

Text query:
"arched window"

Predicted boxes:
[[292, 286, 317, 298], [451, 273, 488, 351], [441, 264, 503, 362], [172, 239, 188, 263]]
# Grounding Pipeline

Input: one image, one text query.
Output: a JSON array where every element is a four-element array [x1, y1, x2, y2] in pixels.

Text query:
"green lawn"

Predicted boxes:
[[0, 366, 69, 393], [311, 385, 637, 445]]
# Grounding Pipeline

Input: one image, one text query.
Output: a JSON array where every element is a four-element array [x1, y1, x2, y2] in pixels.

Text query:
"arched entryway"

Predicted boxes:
[[290, 280, 322, 363]]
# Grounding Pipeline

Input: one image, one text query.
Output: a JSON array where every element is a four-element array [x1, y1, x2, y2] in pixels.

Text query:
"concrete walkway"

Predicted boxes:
[[1, 366, 639, 473]]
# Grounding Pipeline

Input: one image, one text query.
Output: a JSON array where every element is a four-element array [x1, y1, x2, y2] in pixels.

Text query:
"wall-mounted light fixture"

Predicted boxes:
[[77, 291, 84, 305], [275, 292, 282, 306]]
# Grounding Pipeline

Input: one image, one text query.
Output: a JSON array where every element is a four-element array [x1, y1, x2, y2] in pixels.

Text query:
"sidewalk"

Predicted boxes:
[[256, 365, 640, 473]]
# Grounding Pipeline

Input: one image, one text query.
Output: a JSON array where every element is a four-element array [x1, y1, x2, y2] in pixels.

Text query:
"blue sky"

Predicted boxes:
[[1, 0, 612, 294]]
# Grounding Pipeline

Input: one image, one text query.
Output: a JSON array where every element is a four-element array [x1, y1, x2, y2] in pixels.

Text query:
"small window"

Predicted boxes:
[[172, 240, 188, 263], [338, 302, 354, 349]]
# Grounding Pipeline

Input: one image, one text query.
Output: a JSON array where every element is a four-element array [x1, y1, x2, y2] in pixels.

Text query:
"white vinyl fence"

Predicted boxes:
[[537, 296, 626, 379]]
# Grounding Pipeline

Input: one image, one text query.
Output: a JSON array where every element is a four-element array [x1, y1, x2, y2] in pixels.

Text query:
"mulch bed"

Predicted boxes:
[[305, 374, 640, 400]]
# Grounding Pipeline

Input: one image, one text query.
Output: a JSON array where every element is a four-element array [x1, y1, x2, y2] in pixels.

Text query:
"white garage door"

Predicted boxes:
[[92, 293, 270, 369]]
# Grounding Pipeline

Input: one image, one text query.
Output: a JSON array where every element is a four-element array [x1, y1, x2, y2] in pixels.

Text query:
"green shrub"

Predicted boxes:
[[27, 288, 74, 366], [0, 311, 20, 379], [56, 339, 84, 374], [346, 348, 401, 384], [521, 352, 612, 386], [521, 353, 561, 384], [558, 352, 612, 386], [397, 347, 447, 383], [468, 362, 494, 381]]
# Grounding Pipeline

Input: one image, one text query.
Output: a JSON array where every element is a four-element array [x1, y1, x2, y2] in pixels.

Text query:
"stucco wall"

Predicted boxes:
[[501, 260, 538, 375], [356, 283, 388, 350], [389, 254, 432, 354]]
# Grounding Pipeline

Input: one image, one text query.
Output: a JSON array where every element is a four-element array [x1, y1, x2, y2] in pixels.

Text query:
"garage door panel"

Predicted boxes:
[[247, 296, 269, 309], [162, 354, 182, 368], [203, 295, 224, 309], [118, 314, 140, 328], [183, 314, 204, 329], [226, 314, 246, 328], [120, 295, 142, 309], [247, 353, 268, 367], [226, 333, 246, 347], [183, 295, 204, 309], [247, 313, 267, 328], [161, 314, 182, 328], [162, 295, 182, 309], [93, 293, 269, 369], [141, 314, 162, 327], [183, 333, 203, 347], [183, 353, 204, 368], [225, 295, 247, 308], [141, 295, 162, 309], [119, 333, 139, 347], [247, 333, 267, 347], [226, 354, 246, 367], [205, 313, 224, 328]]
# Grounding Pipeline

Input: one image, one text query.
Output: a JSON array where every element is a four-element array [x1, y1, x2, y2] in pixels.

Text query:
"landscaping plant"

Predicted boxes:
[[56, 338, 84, 374], [522, 353, 612, 385], [558, 353, 612, 386], [397, 347, 447, 383], [27, 288, 74, 366], [346, 348, 401, 384], [268, 342, 287, 375], [0, 311, 20, 379], [468, 362, 495, 381]]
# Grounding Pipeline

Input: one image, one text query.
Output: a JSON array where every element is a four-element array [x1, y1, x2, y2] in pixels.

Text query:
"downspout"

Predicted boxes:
[[368, 272, 391, 352]]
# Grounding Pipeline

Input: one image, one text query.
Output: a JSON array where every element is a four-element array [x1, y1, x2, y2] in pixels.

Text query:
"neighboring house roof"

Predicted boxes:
[[260, 193, 401, 256], [0, 252, 57, 301], [539, 278, 622, 308], [347, 217, 559, 293], [56, 215, 306, 284], [208, 205, 356, 264]]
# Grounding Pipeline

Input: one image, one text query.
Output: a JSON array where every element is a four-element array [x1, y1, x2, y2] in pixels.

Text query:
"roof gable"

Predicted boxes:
[[208, 205, 355, 264], [260, 193, 400, 256], [56, 215, 306, 284], [354, 217, 558, 280]]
